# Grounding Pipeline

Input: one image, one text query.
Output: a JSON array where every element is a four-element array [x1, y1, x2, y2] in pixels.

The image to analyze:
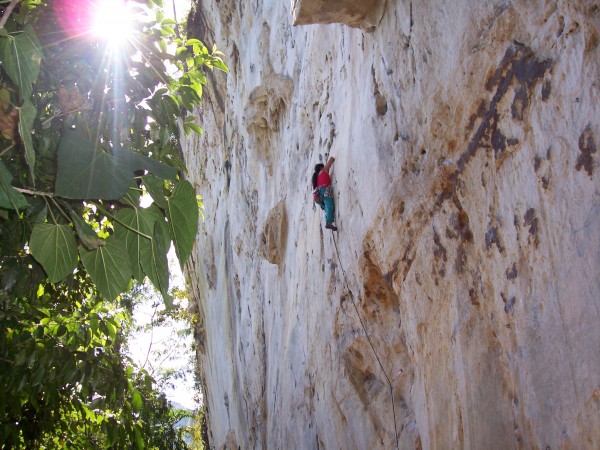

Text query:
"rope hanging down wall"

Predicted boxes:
[[331, 233, 400, 450]]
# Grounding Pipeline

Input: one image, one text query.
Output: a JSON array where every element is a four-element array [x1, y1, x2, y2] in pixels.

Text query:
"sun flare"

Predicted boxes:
[[90, 0, 135, 47]]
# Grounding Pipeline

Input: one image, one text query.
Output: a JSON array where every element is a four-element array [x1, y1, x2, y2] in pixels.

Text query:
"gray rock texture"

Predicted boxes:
[[182, 1, 600, 448]]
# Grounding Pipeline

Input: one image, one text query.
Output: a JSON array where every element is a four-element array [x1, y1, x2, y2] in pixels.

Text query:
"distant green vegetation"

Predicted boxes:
[[0, 0, 226, 447]]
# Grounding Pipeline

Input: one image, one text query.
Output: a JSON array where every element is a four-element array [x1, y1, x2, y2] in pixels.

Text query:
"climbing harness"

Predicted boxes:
[[320, 185, 334, 198], [313, 185, 334, 205], [331, 233, 400, 450]]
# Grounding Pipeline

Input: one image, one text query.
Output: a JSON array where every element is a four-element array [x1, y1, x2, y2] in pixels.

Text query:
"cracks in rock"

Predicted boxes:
[[408, 1, 415, 84], [408, 1, 413, 47]]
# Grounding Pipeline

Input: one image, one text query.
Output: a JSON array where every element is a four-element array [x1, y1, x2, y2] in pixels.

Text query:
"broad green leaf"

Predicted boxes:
[[120, 184, 142, 208], [0, 26, 43, 100], [79, 236, 132, 301], [67, 207, 105, 250], [26, 196, 47, 223], [55, 130, 178, 200], [140, 219, 171, 307], [0, 160, 28, 211], [29, 223, 78, 283], [114, 205, 162, 281], [18, 101, 36, 181], [166, 180, 198, 266], [141, 174, 167, 208]]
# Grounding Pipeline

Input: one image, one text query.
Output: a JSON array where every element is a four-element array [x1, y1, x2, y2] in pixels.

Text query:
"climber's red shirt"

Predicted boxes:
[[317, 170, 331, 187]]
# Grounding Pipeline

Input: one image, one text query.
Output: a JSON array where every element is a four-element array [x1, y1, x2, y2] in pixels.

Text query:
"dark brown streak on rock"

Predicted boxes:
[[506, 263, 518, 280], [457, 51, 518, 172], [541, 79, 551, 101], [457, 46, 552, 173], [485, 46, 517, 92], [576, 127, 596, 177], [524, 208, 539, 247], [511, 87, 528, 120], [401, 243, 415, 282], [485, 225, 505, 253]]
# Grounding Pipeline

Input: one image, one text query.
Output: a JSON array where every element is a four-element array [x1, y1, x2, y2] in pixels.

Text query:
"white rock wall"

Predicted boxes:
[[182, 1, 600, 449]]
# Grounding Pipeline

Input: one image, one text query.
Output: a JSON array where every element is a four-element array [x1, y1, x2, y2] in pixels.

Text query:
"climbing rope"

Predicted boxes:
[[331, 232, 400, 450]]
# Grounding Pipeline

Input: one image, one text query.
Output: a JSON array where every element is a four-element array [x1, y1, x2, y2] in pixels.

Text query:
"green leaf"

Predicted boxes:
[[18, 101, 37, 180], [132, 389, 143, 413], [79, 236, 132, 301], [185, 38, 202, 46], [55, 130, 178, 200], [212, 59, 229, 73], [29, 223, 78, 283], [104, 320, 117, 342], [185, 121, 203, 136], [121, 185, 141, 208], [142, 174, 167, 208], [0, 26, 43, 100], [140, 219, 171, 307], [134, 426, 145, 450], [68, 207, 105, 250], [114, 205, 162, 281], [166, 180, 198, 266], [0, 160, 28, 211]]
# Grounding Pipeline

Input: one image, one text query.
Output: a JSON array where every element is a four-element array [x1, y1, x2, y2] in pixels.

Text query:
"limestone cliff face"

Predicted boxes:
[[182, 1, 600, 448]]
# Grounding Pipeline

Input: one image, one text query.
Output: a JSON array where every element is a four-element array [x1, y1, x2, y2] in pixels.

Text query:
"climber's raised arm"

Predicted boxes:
[[323, 156, 335, 172]]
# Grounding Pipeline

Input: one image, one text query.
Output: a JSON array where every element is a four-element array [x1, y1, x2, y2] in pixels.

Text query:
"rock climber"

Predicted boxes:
[[312, 156, 337, 231]]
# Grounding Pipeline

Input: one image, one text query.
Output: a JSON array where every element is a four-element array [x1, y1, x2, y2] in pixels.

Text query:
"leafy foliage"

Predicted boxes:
[[0, 0, 227, 447], [1, 1, 225, 300], [29, 223, 78, 283], [0, 0, 226, 302]]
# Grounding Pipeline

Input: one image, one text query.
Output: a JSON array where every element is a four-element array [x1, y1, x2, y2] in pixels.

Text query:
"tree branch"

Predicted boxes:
[[0, 143, 15, 157], [13, 186, 53, 196]]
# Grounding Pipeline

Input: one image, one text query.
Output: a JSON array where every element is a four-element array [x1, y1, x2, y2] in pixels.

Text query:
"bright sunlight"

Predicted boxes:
[[90, 0, 135, 46], [53, 0, 143, 47]]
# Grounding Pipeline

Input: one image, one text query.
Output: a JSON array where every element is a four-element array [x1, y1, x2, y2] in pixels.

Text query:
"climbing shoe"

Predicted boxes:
[[326, 223, 338, 231]]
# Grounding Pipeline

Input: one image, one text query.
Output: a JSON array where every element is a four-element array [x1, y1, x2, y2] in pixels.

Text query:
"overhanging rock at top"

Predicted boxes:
[[291, 0, 386, 30]]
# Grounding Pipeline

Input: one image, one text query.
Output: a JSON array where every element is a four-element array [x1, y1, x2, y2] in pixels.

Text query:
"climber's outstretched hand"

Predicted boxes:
[[324, 156, 335, 172]]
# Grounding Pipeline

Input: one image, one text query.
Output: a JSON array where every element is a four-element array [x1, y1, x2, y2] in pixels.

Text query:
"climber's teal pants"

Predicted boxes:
[[318, 187, 335, 225]]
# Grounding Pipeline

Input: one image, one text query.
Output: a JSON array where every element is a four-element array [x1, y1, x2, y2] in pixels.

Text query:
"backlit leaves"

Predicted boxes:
[[114, 205, 162, 281], [0, 25, 43, 100], [55, 130, 178, 200], [0, 1, 223, 447], [69, 207, 105, 250], [29, 223, 78, 283], [140, 219, 172, 308], [0, 160, 28, 211], [166, 180, 198, 267], [79, 236, 133, 301], [142, 174, 168, 209], [17, 100, 37, 180]]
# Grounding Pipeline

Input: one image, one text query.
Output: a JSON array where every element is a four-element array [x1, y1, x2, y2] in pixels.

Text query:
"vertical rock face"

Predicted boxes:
[[183, 1, 600, 448]]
